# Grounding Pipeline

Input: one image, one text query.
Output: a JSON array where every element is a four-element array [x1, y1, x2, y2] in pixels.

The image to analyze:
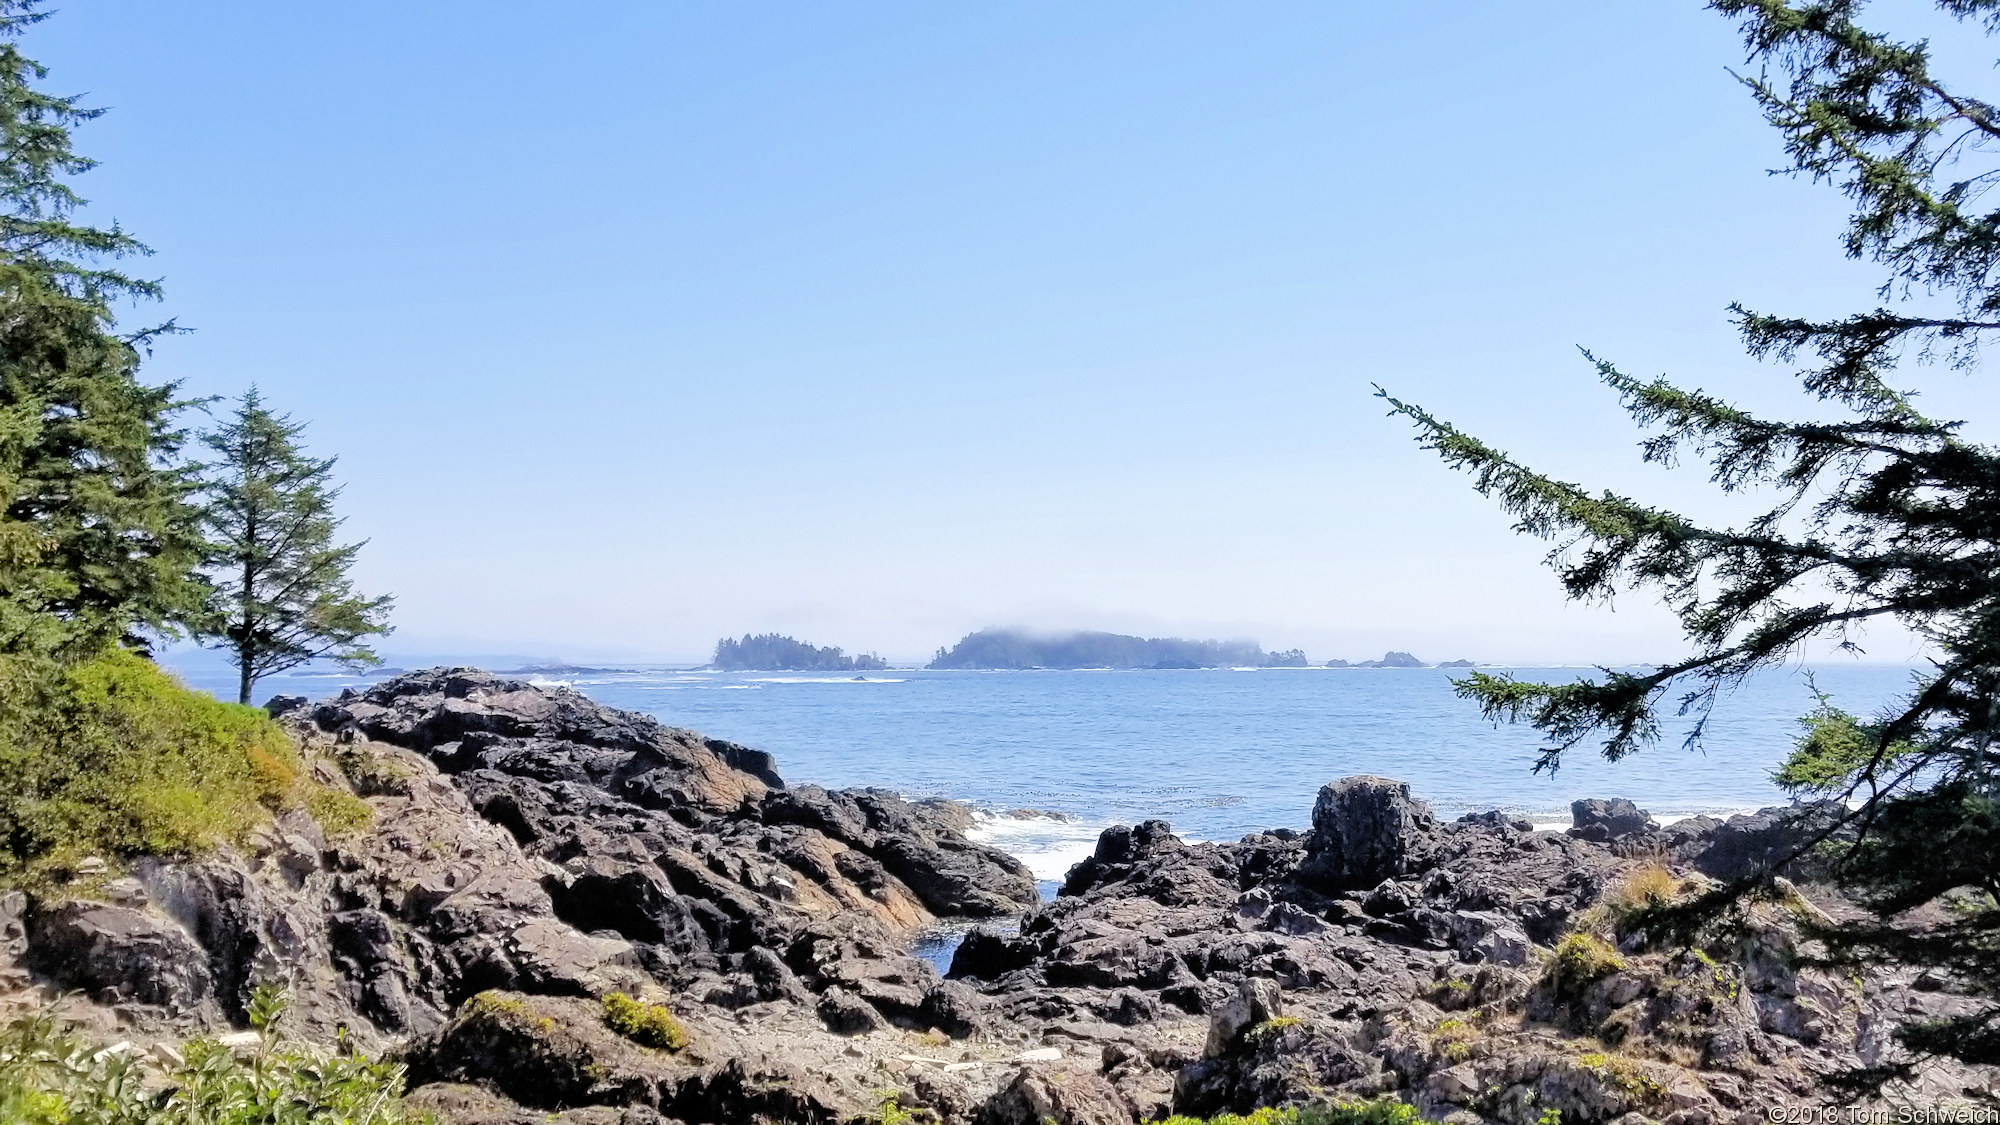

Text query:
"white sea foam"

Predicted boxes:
[[963, 808, 1108, 882], [525, 677, 574, 689], [1524, 807, 1770, 833]]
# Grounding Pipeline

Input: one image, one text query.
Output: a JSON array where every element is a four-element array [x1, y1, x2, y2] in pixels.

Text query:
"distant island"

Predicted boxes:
[[712, 633, 888, 671], [1323, 652, 1475, 668], [927, 628, 1306, 669], [497, 662, 636, 675]]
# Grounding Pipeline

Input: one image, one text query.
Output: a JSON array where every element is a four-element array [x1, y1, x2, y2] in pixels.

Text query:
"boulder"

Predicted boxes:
[[977, 1062, 1134, 1125], [816, 987, 887, 1034], [919, 980, 990, 1038], [1569, 798, 1657, 842], [1295, 776, 1436, 892], [1203, 977, 1283, 1057], [0, 891, 27, 973], [790, 915, 939, 1023], [1176, 1018, 1381, 1117], [403, 1083, 677, 1125], [26, 901, 212, 1014], [394, 991, 668, 1111], [1670, 802, 1845, 881], [312, 668, 1037, 981], [948, 927, 1036, 981]]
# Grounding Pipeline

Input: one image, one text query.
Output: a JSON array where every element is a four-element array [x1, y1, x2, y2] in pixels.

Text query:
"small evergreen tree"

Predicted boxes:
[[1383, 0, 2000, 1085], [198, 390, 391, 704], [0, 0, 205, 663]]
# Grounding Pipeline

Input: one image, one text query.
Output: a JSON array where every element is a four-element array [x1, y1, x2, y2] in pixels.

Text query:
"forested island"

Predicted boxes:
[[711, 633, 889, 671], [1325, 651, 1427, 668], [927, 628, 1306, 669]]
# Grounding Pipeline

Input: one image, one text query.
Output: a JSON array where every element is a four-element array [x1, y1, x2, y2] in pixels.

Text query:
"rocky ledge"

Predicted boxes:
[[1, 671, 1991, 1124]]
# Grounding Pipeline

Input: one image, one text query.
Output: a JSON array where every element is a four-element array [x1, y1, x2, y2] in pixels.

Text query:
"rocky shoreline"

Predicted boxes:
[[3, 670, 1991, 1123]]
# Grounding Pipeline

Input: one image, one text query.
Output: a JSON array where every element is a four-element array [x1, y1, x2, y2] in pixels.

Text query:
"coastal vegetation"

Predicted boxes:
[[0, 0, 381, 882], [1385, 0, 2000, 1085], [599, 992, 689, 1051], [928, 628, 1299, 669], [0, 3, 205, 667], [196, 390, 393, 704], [1157, 1097, 1441, 1125], [0, 988, 418, 1124], [711, 633, 888, 671], [0, 649, 366, 886], [1324, 651, 1429, 669]]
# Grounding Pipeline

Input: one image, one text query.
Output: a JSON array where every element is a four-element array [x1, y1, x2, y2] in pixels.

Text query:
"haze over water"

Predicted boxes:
[[181, 660, 1918, 883]]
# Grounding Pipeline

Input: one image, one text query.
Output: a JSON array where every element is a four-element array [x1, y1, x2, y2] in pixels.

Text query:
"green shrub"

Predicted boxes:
[[1303, 1100, 1442, 1125], [601, 992, 688, 1051], [850, 1089, 921, 1125], [0, 993, 421, 1124], [1429, 1015, 1478, 1063], [1573, 1051, 1666, 1101], [0, 649, 368, 884], [1161, 1109, 1297, 1125], [1159, 1096, 1441, 1125], [1543, 933, 1625, 1000]]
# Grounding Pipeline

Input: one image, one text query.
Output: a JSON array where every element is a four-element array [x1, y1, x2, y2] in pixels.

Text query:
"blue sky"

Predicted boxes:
[[43, 2, 1995, 665]]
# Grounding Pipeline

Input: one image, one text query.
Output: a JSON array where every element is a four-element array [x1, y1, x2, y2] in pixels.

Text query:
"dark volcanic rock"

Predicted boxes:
[[919, 979, 990, 1037], [1057, 820, 1184, 898], [4, 671, 1971, 1125], [948, 926, 1037, 980], [1568, 797, 1656, 842], [1295, 776, 1435, 893], [978, 1062, 1134, 1125], [1670, 801, 1847, 881], [1203, 976, 1283, 1056], [396, 992, 666, 1110], [27, 901, 213, 1014], [916, 777, 1953, 1124], [309, 668, 1036, 1020], [9, 667, 1037, 1073], [765, 785, 1037, 917], [815, 986, 888, 1034]]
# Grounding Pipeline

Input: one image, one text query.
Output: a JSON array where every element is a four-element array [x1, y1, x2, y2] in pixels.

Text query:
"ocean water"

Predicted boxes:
[[170, 660, 1920, 886]]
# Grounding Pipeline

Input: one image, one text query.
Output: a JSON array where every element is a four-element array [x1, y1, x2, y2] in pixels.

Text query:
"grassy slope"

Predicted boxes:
[[0, 647, 366, 885]]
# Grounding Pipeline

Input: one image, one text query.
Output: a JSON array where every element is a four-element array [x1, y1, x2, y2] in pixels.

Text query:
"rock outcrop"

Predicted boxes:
[[943, 779, 1994, 1122], [0, 670, 1040, 1119], [1, 670, 1989, 1124]]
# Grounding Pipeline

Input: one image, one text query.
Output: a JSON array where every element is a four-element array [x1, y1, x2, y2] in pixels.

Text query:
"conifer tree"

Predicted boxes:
[[198, 391, 392, 704], [1384, 0, 2000, 1084], [0, 0, 204, 662]]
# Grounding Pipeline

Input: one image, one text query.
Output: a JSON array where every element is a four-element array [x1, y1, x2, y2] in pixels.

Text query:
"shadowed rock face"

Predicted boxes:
[[1295, 776, 1435, 893], [306, 670, 1039, 988], [26, 902, 213, 1014]]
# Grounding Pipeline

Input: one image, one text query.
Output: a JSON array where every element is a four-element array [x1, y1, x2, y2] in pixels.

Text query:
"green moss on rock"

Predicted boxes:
[[601, 993, 688, 1051]]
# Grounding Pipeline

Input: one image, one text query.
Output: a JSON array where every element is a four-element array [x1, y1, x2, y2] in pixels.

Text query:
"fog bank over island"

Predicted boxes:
[[921, 628, 1469, 670]]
